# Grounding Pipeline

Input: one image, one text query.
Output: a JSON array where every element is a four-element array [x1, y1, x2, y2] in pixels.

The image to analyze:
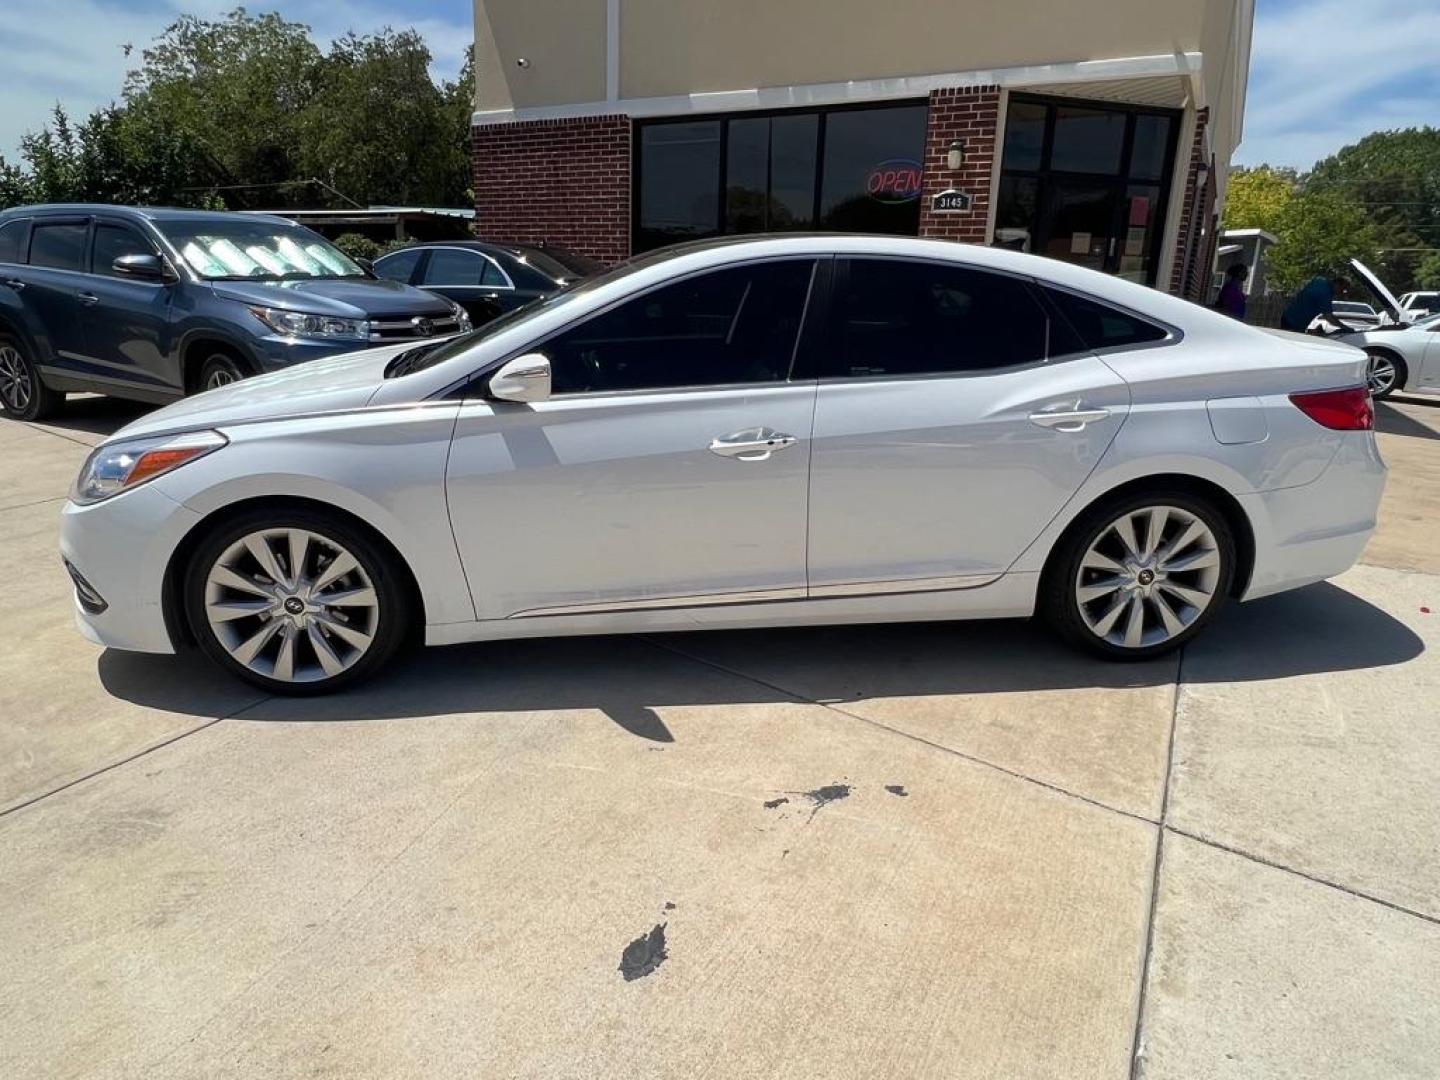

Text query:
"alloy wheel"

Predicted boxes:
[[1365, 353, 1397, 396], [1074, 505, 1222, 650], [204, 362, 240, 390], [0, 345, 33, 412], [203, 527, 380, 684]]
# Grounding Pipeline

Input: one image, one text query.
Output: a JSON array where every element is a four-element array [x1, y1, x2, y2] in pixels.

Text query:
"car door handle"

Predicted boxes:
[[709, 428, 798, 461], [77, 292, 99, 306], [2, 278, 24, 291], [1028, 406, 1111, 432]]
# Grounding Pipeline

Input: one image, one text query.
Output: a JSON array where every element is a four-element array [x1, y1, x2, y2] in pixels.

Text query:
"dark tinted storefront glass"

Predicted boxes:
[[770, 114, 818, 229], [1118, 184, 1162, 282], [725, 118, 769, 234], [1129, 114, 1171, 181], [819, 105, 927, 234], [1002, 101, 1047, 172], [1049, 106, 1126, 174], [994, 175, 1039, 252], [639, 121, 721, 249]]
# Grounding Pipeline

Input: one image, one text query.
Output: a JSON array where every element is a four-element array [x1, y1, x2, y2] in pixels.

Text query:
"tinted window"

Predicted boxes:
[[1003, 101, 1047, 171], [638, 121, 721, 250], [1044, 287, 1169, 351], [92, 224, 155, 277], [375, 248, 422, 283], [824, 260, 1077, 378], [479, 259, 508, 287], [0, 220, 26, 264], [422, 249, 487, 286], [1049, 106, 1126, 174], [29, 223, 88, 271], [819, 105, 927, 234], [543, 260, 815, 394]]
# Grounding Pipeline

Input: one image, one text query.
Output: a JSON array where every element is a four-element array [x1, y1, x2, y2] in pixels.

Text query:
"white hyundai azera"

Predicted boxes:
[[60, 235, 1386, 694]]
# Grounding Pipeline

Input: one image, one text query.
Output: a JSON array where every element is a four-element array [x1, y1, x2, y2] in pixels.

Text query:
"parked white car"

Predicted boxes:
[[1310, 300, 1381, 332], [60, 236, 1385, 694], [1398, 291, 1440, 320], [1335, 261, 1440, 398]]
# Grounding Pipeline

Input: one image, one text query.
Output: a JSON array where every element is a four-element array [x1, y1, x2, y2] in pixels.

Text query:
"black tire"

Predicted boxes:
[[0, 332, 63, 420], [183, 507, 412, 695], [1039, 490, 1237, 661], [1363, 348, 1405, 401], [195, 349, 249, 394]]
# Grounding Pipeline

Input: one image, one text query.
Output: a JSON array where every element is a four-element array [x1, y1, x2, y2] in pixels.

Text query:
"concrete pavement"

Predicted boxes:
[[0, 394, 1437, 1078]]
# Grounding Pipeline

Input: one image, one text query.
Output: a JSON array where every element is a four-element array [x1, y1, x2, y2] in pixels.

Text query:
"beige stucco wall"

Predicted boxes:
[[473, 0, 1250, 161]]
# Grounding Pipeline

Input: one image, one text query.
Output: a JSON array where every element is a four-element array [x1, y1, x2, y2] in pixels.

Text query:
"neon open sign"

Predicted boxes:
[[866, 158, 923, 203]]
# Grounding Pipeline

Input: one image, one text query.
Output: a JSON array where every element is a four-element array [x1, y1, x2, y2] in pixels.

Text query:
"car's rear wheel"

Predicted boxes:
[[1041, 492, 1236, 660], [184, 509, 411, 695], [0, 333, 63, 420], [1363, 349, 1405, 400]]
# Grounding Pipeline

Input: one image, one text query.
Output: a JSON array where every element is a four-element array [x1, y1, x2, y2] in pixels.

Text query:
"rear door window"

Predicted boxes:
[[375, 248, 422, 283], [0, 220, 26, 264], [29, 222, 89, 271], [421, 249, 487, 286], [816, 258, 1080, 378]]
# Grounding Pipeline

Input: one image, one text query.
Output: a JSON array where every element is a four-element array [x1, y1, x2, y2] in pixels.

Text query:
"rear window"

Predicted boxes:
[[1043, 287, 1170, 352], [0, 220, 26, 263], [29, 223, 88, 271]]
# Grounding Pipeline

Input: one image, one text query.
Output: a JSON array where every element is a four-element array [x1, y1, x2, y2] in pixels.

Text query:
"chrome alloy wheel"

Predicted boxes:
[[204, 363, 239, 390], [1365, 352, 1397, 396], [0, 345, 32, 412], [1074, 505, 1222, 650], [203, 528, 379, 684]]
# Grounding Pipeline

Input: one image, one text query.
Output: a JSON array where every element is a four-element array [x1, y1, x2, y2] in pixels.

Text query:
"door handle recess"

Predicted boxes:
[[77, 292, 99, 306], [1028, 407, 1110, 432], [2, 278, 24, 291], [709, 428, 798, 461]]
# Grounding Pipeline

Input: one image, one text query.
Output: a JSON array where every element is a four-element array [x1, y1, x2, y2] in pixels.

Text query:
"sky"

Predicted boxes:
[[0, 0, 1437, 172]]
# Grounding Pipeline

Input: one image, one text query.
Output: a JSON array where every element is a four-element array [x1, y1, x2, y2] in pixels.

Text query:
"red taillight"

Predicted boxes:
[[1289, 386, 1374, 431]]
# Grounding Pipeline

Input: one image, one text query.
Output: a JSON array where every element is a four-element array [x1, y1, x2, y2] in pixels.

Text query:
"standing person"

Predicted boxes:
[[1214, 263, 1248, 320], [1281, 272, 1350, 333]]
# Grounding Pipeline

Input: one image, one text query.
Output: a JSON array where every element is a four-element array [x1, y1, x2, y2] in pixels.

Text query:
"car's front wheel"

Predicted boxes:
[[1042, 493, 1236, 660], [0, 333, 63, 420], [184, 509, 411, 694], [1363, 349, 1405, 400]]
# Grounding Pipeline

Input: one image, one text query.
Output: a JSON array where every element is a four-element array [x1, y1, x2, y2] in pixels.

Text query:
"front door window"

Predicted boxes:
[[995, 96, 1180, 285]]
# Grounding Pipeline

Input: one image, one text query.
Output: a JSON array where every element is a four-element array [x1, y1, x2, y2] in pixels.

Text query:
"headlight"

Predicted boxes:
[[249, 306, 370, 341], [72, 431, 228, 506], [448, 300, 472, 332]]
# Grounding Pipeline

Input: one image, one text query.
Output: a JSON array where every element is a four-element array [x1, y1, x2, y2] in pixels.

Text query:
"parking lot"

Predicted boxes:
[[2, 395, 1438, 1079]]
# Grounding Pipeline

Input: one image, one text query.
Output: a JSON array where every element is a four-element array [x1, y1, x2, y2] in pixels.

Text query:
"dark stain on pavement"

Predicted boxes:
[[798, 783, 851, 822], [884, 784, 909, 797], [619, 923, 668, 982], [763, 797, 790, 810], [663, 901, 676, 911]]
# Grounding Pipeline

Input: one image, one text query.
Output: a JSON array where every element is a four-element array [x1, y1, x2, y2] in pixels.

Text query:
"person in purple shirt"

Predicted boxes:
[[1215, 263, 1248, 320]]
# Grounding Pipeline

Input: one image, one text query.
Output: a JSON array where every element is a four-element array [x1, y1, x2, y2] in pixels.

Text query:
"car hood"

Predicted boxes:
[[1349, 258, 1406, 325], [107, 342, 422, 441], [209, 276, 455, 319]]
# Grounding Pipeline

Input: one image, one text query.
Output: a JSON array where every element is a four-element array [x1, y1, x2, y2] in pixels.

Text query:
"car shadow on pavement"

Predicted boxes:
[[96, 580, 1423, 740], [28, 395, 152, 439], [1376, 402, 1440, 442]]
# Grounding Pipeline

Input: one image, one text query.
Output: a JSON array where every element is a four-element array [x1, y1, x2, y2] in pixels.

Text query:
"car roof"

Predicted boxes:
[[0, 203, 296, 227]]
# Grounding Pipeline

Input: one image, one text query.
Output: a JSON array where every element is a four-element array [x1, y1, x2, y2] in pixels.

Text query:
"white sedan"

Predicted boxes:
[[1338, 312, 1440, 399], [59, 235, 1385, 694]]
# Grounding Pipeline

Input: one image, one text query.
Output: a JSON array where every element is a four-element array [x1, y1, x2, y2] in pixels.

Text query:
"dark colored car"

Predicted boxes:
[[374, 241, 600, 326], [0, 205, 471, 420]]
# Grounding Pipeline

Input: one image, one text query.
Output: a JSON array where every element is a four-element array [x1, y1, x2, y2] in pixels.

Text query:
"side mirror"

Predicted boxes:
[[488, 353, 551, 403], [113, 253, 172, 282]]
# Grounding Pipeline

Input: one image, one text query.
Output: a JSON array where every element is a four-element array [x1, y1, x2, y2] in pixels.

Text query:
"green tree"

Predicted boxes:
[[0, 158, 32, 209], [1220, 165, 1297, 233], [331, 232, 381, 260], [1266, 187, 1379, 292], [1415, 252, 1440, 291]]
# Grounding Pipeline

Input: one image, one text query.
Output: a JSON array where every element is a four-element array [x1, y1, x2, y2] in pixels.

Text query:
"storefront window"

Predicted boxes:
[[638, 122, 721, 250], [995, 95, 1180, 286], [636, 103, 926, 252]]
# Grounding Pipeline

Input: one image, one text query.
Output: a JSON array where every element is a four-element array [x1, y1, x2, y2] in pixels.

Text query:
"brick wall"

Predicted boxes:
[[1168, 108, 1212, 299], [917, 86, 1000, 245], [471, 115, 632, 265]]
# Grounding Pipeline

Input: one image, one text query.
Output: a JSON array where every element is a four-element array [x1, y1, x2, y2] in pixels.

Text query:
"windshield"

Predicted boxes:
[[158, 219, 367, 281], [1334, 302, 1374, 314]]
